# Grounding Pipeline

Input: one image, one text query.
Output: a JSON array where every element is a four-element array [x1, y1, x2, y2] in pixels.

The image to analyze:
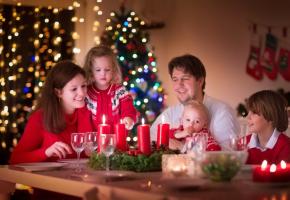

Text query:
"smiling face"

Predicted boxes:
[[92, 56, 114, 90], [55, 74, 87, 114], [171, 68, 204, 104], [182, 106, 208, 132]]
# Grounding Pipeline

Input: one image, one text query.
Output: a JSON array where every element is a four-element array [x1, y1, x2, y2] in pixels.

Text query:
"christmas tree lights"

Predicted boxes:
[[0, 3, 77, 164], [101, 8, 165, 124]]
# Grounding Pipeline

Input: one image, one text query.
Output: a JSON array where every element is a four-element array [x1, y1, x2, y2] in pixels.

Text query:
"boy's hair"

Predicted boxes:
[[247, 90, 288, 132], [168, 54, 206, 91], [83, 45, 122, 84], [183, 100, 210, 124]]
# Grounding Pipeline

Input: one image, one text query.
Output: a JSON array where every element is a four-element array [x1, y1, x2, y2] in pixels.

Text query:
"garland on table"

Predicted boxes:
[[88, 147, 178, 172]]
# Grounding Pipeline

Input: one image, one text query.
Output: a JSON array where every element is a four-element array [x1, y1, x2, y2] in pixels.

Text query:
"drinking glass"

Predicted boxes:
[[71, 132, 85, 173], [229, 134, 247, 151], [99, 133, 116, 172], [85, 132, 98, 155]]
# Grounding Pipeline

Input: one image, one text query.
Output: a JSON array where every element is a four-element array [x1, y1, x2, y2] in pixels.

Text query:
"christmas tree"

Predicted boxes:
[[101, 7, 165, 124], [0, 4, 74, 164]]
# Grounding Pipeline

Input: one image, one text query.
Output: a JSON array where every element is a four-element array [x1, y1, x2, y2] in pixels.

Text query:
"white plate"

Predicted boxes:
[[13, 162, 67, 172], [57, 158, 88, 164]]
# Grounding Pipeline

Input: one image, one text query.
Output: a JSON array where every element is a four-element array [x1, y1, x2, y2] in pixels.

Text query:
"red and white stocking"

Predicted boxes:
[[277, 47, 290, 81], [260, 33, 278, 80], [246, 45, 263, 80]]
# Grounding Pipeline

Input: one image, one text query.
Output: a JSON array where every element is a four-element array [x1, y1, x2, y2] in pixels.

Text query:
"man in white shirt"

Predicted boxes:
[[150, 54, 240, 150]]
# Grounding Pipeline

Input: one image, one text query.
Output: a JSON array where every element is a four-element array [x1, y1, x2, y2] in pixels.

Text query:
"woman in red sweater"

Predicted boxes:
[[10, 61, 93, 164], [83, 45, 138, 131], [246, 90, 290, 164]]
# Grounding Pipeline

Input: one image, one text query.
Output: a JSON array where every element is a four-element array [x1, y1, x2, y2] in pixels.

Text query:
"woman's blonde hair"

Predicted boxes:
[[83, 45, 122, 85]]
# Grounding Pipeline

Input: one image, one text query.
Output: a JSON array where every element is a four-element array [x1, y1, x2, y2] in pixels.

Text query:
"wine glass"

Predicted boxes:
[[85, 132, 98, 155], [99, 133, 116, 172], [71, 132, 85, 173], [229, 134, 247, 151]]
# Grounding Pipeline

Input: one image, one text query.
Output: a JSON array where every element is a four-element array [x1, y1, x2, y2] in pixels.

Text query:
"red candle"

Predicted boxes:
[[157, 115, 169, 149], [270, 161, 290, 182], [253, 160, 290, 182], [98, 115, 111, 134], [114, 119, 128, 151], [137, 118, 151, 155]]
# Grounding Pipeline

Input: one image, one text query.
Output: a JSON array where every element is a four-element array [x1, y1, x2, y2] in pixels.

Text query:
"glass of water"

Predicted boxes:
[[71, 132, 85, 173], [99, 133, 116, 171], [85, 132, 98, 155]]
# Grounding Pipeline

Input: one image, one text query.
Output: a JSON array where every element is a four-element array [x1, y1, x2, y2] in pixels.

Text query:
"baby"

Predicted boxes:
[[170, 100, 221, 152]]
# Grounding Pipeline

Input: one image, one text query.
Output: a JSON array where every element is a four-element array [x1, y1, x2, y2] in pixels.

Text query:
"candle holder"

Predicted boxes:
[[162, 154, 195, 177], [253, 160, 290, 183]]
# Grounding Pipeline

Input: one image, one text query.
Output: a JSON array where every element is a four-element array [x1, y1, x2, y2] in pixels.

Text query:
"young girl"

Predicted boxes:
[[169, 100, 221, 152], [10, 61, 93, 164], [246, 90, 290, 164], [83, 45, 138, 130]]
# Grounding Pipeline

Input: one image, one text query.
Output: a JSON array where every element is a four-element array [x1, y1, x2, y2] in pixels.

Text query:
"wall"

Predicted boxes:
[[3, 0, 290, 110], [92, 0, 290, 110]]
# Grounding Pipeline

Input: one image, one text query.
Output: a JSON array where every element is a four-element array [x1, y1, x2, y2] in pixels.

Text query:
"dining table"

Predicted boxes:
[[0, 160, 290, 200]]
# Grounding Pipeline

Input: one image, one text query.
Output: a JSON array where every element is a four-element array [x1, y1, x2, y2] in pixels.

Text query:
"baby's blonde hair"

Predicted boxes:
[[183, 100, 210, 125], [83, 45, 122, 85]]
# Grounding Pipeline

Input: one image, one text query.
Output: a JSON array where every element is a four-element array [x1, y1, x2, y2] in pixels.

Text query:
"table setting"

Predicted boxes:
[[3, 115, 290, 200]]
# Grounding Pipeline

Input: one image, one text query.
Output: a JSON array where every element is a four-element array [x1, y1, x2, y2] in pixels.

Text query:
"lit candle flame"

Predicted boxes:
[[270, 164, 276, 173], [102, 115, 106, 124], [141, 118, 145, 125], [161, 115, 165, 124], [261, 160, 268, 170], [281, 160, 287, 169]]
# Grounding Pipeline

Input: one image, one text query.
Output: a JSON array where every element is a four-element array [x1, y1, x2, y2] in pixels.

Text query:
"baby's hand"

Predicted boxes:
[[175, 130, 190, 139], [169, 139, 184, 150], [185, 126, 195, 136], [123, 117, 134, 130]]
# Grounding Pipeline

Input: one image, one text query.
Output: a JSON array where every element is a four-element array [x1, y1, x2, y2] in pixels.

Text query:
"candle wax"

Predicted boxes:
[[137, 124, 151, 155], [157, 123, 169, 149], [114, 123, 128, 151]]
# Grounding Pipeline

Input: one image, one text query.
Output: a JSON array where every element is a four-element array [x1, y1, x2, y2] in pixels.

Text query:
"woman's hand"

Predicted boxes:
[[123, 117, 134, 130], [45, 141, 72, 159]]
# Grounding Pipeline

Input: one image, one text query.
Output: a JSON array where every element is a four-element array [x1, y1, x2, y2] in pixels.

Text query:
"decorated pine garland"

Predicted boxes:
[[88, 148, 177, 172]]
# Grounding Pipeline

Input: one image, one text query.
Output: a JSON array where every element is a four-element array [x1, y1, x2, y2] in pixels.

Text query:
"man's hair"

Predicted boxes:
[[168, 54, 206, 90], [246, 90, 288, 132]]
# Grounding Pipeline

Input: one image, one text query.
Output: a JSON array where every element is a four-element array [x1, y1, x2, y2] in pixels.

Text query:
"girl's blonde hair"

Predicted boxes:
[[83, 45, 122, 85]]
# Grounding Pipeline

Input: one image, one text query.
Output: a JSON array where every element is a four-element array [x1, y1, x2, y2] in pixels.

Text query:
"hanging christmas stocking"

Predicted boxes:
[[246, 46, 263, 80], [260, 33, 278, 80], [277, 30, 290, 82]]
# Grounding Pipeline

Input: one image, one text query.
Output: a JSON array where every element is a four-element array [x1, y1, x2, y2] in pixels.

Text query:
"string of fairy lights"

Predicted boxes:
[[0, 1, 103, 153], [103, 10, 165, 123]]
